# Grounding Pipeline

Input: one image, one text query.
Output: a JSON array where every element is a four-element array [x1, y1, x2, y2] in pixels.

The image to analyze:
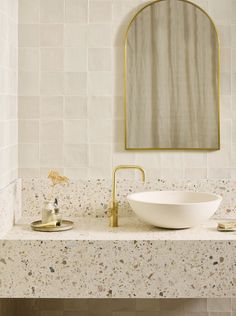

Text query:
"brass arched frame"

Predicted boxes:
[[124, 0, 220, 151]]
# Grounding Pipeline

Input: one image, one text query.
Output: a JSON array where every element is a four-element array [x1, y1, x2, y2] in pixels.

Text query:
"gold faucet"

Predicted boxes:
[[109, 165, 146, 227]]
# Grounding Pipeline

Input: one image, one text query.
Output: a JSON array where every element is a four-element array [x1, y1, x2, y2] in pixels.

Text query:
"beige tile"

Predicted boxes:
[[209, 0, 233, 24], [232, 24, 236, 48], [89, 1, 112, 23], [65, 0, 88, 23], [40, 72, 63, 95], [19, 96, 40, 119], [88, 119, 112, 143], [88, 24, 111, 47], [64, 96, 87, 119], [19, 168, 40, 177], [40, 143, 63, 167], [64, 119, 87, 144], [19, 0, 40, 23], [40, 0, 64, 23], [64, 24, 87, 47], [233, 74, 236, 94], [64, 47, 87, 72], [40, 24, 63, 47], [19, 71, 39, 96], [40, 96, 63, 119], [217, 25, 231, 47], [89, 144, 111, 168], [19, 120, 39, 143], [112, 312, 135, 316], [221, 72, 231, 95], [208, 168, 231, 179], [88, 48, 111, 71], [88, 72, 112, 96], [41, 48, 63, 72], [40, 120, 63, 144], [160, 299, 184, 311], [184, 168, 207, 179], [19, 144, 39, 168], [19, 48, 39, 72], [64, 168, 88, 180], [64, 144, 88, 167], [183, 152, 207, 168], [232, 298, 236, 310], [221, 95, 232, 119], [221, 48, 231, 72], [88, 96, 112, 118], [64, 72, 87, 95], [19, 24, 39, 47]]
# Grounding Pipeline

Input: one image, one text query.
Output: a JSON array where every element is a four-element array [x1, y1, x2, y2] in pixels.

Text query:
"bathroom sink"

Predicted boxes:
[[127, 191, 222, 229]]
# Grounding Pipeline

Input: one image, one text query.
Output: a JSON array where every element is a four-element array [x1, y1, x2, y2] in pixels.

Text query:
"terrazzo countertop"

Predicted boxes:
[[2, 216, 236, 241], [0, 216, 236, 298]]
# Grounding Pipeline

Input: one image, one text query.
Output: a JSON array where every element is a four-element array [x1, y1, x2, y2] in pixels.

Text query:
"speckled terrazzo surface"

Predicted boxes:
[[0, 217, 236, 298], [21, 178, 236, 219], [3, 217, 236, 241], [1, 178, 236, 298]]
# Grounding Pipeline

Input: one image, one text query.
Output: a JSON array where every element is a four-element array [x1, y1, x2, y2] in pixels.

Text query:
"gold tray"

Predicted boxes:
[[31, 220, 74, 232]]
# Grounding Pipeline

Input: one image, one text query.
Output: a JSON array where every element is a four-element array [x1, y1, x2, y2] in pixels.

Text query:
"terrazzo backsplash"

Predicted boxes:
[[22, 177, 236, 219]]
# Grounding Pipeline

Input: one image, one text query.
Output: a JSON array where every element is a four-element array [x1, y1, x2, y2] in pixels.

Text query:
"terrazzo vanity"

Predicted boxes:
[[0, 178, 236, 299]]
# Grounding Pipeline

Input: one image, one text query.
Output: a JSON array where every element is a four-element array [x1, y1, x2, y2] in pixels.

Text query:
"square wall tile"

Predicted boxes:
[[65, 0, 88, 23], [88, 48, 111, 71], [40, 0, 64, 23], [19, 72, 39, 96], [19, 24, 39, 47], [88, 24, 111, 47], [19, 0, 40, 24], [64, 96, 87, 119], [64, 72, 87, 95], [89, 144, 111, 168], [19, 144, 39, 168], [19, 48, 39, 71], [64, 24, 87, 47], [40, 48, 63, 72], [19, 120, 39, 143], [40, 96, 63, 119], [19, 96, 40, 119], [64, 144, 88, 167], [88, 72, 112, 96], [88, 96, 112, 118], [89, 1, 112, 23], [40, 72, 63, 95], [64, 47, 87, 72], [64, 119, 87, 144], [40, 143, 63, 167], [40, 120, 63, 144], [40, 24, 63, 47]]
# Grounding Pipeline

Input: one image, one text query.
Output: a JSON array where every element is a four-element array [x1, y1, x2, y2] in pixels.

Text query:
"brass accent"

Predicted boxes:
[[109, 165, 146, 227], [124, 0, 220, 151], [31, 219, 74, 232]]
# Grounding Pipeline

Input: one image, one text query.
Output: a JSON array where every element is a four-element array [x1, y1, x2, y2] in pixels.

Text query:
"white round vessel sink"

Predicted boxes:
[[127, 191, 222, 229]]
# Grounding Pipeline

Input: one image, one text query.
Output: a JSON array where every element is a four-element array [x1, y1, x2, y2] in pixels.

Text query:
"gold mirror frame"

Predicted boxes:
[[124, 0, 220, 151]]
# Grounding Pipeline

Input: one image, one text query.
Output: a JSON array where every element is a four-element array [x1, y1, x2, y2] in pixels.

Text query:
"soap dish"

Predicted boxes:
[[31, 220, 74, 232]]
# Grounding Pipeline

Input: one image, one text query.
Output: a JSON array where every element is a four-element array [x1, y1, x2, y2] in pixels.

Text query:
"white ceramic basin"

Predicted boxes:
[[127, 191, 222, 229]]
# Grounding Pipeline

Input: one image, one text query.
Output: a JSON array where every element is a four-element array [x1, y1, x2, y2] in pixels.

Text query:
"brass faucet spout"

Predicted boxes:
[[109, 165, 146, 227]]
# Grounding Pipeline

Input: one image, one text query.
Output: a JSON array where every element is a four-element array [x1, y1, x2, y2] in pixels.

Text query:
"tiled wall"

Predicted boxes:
[[1, 298, 234, 316], [0, 0, 18, 189], [18, 0, 236, 180]]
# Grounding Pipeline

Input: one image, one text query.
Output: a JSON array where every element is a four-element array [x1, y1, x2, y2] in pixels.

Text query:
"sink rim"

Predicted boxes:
[[127, 190, 222, 206]]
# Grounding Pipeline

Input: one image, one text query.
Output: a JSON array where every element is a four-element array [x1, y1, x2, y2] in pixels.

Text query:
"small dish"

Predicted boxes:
[[31, 220, 74, 232]]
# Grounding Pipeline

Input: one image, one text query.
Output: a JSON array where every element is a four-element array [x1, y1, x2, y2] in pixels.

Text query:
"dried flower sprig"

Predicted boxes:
[[48, 170, 69, 200]]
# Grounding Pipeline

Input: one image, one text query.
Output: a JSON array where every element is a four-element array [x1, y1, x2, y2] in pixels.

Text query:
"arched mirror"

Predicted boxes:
[[125, 0, 220, 150]]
